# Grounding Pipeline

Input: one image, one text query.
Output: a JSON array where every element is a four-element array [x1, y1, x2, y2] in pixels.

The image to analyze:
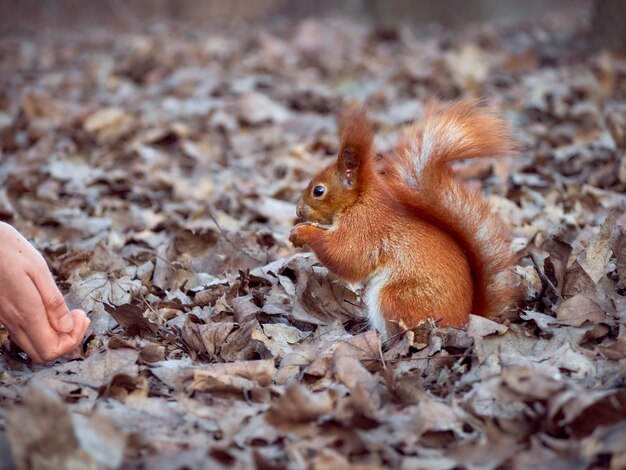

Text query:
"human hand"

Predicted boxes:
[[0, 222, 90, 363]]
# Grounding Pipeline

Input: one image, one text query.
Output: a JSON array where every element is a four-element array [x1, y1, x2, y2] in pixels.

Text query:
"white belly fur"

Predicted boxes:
[[365, 269, 390, 339]]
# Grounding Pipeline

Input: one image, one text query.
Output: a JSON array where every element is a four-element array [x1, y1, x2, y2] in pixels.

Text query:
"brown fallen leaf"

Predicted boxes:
[[541, 236, 573, 292], [555, 294, 608, 327], [466, 314, 508, 339], [147, 359, 195, 390], [104, 303, 159, 337], [332, 343, 381, 413], [219, 320, 267, 362], [6, 387, 126, 470], [577, 210, 618, 284], [22, 91, 72, 131], [266, 383, 334, 424], [615, 227, 626, 289], [562, 260, 597, 297], [511, 437, 588, 470], [306, 330, 383, 378], [192, 358, 275, 392], [98, 373, 149, 403], [548, 389, 626, 439], [33, 347, 140, 389], [501, 366, 565, 400], [274, 344, 320, 384], [181, 314, 238, 359], [83, 107, 135, 142]]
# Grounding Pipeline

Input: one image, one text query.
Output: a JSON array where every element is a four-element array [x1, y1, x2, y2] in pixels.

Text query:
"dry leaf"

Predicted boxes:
[[192, 358, 275, 392]]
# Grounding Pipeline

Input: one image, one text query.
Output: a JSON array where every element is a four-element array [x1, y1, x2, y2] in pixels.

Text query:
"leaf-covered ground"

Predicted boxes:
[[1, 11, 626, 470]]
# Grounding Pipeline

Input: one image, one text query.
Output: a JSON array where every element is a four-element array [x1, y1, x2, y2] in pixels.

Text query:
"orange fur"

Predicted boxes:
[[290, 100, 518, 337], [384, 100, 518, 317]]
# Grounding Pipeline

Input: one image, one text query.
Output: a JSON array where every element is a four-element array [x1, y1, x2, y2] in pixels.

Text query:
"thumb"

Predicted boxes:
[[30, 264, 74, 333]]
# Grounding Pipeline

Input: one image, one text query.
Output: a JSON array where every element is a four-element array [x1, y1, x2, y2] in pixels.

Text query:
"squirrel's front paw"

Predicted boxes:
[[289, 223, 315, 247]]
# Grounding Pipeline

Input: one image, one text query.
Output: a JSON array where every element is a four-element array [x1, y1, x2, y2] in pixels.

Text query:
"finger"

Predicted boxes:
[[50, 310, 91, 356], [8, 326, 44, 363], [0, 274, 51, 358], [27, 263, 74, 333], [6, 275, 89, 362], [24, 307, 90, 363], [58, 310, 91, 355], [69, 309, 91, 339], [6, 312, 89, 364]]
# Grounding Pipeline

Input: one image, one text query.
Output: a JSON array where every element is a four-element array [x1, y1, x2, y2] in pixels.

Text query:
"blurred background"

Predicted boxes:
[[0, 0, 602, 33], [2, 0, 624, 50]]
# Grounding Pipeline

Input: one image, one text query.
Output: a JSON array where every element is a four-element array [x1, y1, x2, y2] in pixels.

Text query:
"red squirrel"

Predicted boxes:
[[289, 100, 518, 338]]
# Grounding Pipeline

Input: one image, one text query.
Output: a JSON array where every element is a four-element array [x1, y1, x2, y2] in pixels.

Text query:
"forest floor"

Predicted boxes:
[[1, 9, 626, 470]]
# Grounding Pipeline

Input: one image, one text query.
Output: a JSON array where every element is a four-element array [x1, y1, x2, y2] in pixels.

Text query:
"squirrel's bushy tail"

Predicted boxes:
[[385, 100, 518, 317]]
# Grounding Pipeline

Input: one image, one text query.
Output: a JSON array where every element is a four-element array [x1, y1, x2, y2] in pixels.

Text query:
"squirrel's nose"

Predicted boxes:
[[296, 205, 310, 223]]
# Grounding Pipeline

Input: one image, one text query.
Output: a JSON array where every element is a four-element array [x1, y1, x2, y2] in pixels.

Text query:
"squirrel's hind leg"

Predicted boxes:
[[373, 277, 471, 340], [364, 271, 434, 340]]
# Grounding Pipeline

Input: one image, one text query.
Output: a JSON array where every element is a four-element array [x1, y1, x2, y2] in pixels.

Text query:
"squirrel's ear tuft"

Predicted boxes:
[[338, 146, 359, 187], [338, 104, 374, 153], [337, 103, 374, 188]]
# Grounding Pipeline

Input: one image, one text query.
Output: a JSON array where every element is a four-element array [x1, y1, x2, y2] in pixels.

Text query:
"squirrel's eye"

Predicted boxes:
[[313, 185, 325, 198]]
